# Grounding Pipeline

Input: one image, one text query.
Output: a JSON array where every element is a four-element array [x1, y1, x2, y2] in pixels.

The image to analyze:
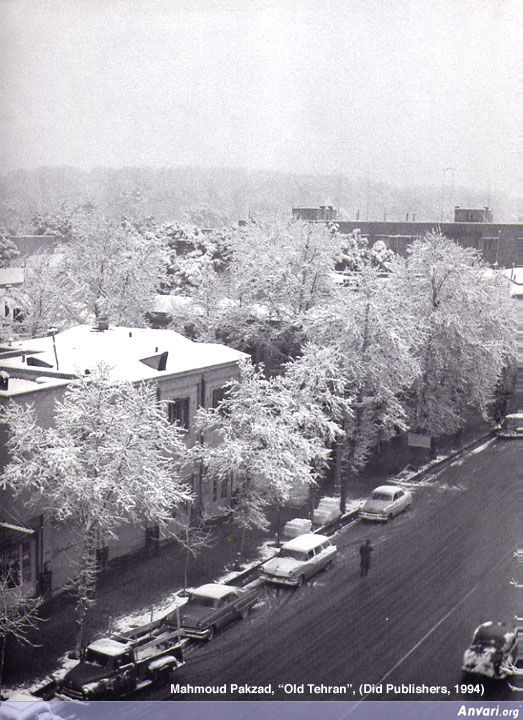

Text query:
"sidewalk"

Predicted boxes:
[[2, 505, 311, 691]]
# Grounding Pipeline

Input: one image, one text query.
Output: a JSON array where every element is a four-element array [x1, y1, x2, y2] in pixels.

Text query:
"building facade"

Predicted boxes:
[[0, 325, 247, 599], [292, 207, 521, 268]]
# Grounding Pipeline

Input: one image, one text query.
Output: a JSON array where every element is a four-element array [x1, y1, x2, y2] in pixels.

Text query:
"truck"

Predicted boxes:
[[58, 622, 185, 700]]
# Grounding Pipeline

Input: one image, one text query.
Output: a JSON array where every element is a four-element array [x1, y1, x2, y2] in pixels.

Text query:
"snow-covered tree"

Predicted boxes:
[[169, 219, 349, 373], [189, 360, 332, 545], [297, 267, 421, 507], [13, 253, 66, 338], [174, 510, 219, 592], [390, 233, 516, 436], [0, 577, 42, 688], [62, 214, 168, 326], [0, 229, 19, 267], [336, 230, 395, 274], [159, 222, 232, 294], [17, 213, 168, 334], [1, 366, 193, 650], [31, 205, 75, 242]]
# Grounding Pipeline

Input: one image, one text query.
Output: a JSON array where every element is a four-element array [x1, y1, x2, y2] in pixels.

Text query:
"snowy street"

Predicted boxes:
[[131, 437, 519, 702]]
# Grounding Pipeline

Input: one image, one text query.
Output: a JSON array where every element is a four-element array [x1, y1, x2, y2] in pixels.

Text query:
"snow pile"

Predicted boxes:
[[110, 591, 188, 635], [469, 439, 495, 455]]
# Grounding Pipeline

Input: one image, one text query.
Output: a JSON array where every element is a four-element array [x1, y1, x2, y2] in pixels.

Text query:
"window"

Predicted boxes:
[[0, 541, 32, 588], [168, 397, 190, 430], [212, 478, 218, 502], [212, 387, 227, 409]]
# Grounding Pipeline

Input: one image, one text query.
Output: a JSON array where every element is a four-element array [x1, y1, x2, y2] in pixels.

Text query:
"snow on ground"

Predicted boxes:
[[216, 541, 279, 584], [392, 456, 447, 487], [110, 591, 188, 635], [468, 438, 495, 455], [2, 653, 78, 699]]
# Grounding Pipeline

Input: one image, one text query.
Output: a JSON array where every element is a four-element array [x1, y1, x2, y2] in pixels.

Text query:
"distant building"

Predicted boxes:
[[8, 235, 57, 260], [1, 236, 58, 332], [291, 206, 521, 267], [0, 324, 247, 598], [454, 206, 493, 223], [292, 206, 338, 223]]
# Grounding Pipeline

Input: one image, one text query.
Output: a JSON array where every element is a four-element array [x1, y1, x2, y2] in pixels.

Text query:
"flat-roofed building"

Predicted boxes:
[[0, 324, 247, 597]]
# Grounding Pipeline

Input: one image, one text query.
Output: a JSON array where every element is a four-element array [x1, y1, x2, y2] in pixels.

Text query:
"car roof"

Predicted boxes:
[[372, 485, 401, 495], [88, 637, 129, 656], [282, 533, 330, 552], [191, 583, 237, 600]]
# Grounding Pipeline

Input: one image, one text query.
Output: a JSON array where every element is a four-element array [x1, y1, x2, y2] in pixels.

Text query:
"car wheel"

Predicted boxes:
[[206, 626, 216, 642], [296, 574, 305, 587], [387, 513, 393, 521]]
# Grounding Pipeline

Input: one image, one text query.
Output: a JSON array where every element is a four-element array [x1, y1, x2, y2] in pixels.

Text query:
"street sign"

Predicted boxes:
[[408, 432, 431, 448]]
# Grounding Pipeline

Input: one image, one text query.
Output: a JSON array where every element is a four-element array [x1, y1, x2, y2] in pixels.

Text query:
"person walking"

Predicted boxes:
[[359, 538, 373, 576]]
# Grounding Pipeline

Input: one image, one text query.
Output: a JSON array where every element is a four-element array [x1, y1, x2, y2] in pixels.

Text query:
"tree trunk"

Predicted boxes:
[[74, 530, 98, 655], [275, 505, 282, 546], [184, 547, 190, 593]]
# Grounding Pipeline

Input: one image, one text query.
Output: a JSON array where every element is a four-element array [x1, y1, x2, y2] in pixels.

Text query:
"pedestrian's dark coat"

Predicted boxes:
[[359, 540, 373, 576]]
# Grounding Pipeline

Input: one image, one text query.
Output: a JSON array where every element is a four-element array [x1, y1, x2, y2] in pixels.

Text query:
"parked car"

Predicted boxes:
[[496, 412, 523, 439], [359, 485, 412, 522], [176, 583, 258, 641], [462, 622, 518, 680], [261, 533, 337, 587], [59, 624, 184, 700]]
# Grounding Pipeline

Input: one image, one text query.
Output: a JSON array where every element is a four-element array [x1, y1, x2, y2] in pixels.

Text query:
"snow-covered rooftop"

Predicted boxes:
[[0, 267, 24, 286], [2, 325, 247, 383]]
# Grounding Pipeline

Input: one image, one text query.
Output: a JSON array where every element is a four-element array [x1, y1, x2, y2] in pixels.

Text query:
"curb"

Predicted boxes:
[[225, 430, 496, 587], [393, 430, 495, 485]]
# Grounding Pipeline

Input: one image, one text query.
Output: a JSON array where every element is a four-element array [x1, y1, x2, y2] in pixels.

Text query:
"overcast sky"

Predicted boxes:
[[0, 0, 517, 195]]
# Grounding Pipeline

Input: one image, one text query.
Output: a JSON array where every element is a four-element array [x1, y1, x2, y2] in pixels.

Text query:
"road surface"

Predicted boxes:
[[160, 438, 519, 702], [55, 437, 520, 713]]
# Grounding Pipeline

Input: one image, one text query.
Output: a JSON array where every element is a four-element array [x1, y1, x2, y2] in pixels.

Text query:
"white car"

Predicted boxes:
[[261, 533, 337, 587], [359, 485, 412, 522]]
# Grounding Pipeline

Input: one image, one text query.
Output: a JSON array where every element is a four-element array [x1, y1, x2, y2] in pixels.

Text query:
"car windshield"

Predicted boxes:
[[371, 492, 392, 501], [84, 649, 115, 666], [188, 594, 218, 608], [279, 549, 308, 561]]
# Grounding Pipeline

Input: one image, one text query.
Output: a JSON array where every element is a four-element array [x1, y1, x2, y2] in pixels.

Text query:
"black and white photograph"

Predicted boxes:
[[0, 1, 520, 719]]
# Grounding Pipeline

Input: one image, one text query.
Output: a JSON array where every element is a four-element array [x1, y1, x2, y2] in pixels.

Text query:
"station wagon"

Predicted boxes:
[[261, 533, 337, 587]]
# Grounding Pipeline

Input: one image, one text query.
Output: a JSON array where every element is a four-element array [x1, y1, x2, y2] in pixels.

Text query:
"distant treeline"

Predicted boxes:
[[0, 166, 515, 231]]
